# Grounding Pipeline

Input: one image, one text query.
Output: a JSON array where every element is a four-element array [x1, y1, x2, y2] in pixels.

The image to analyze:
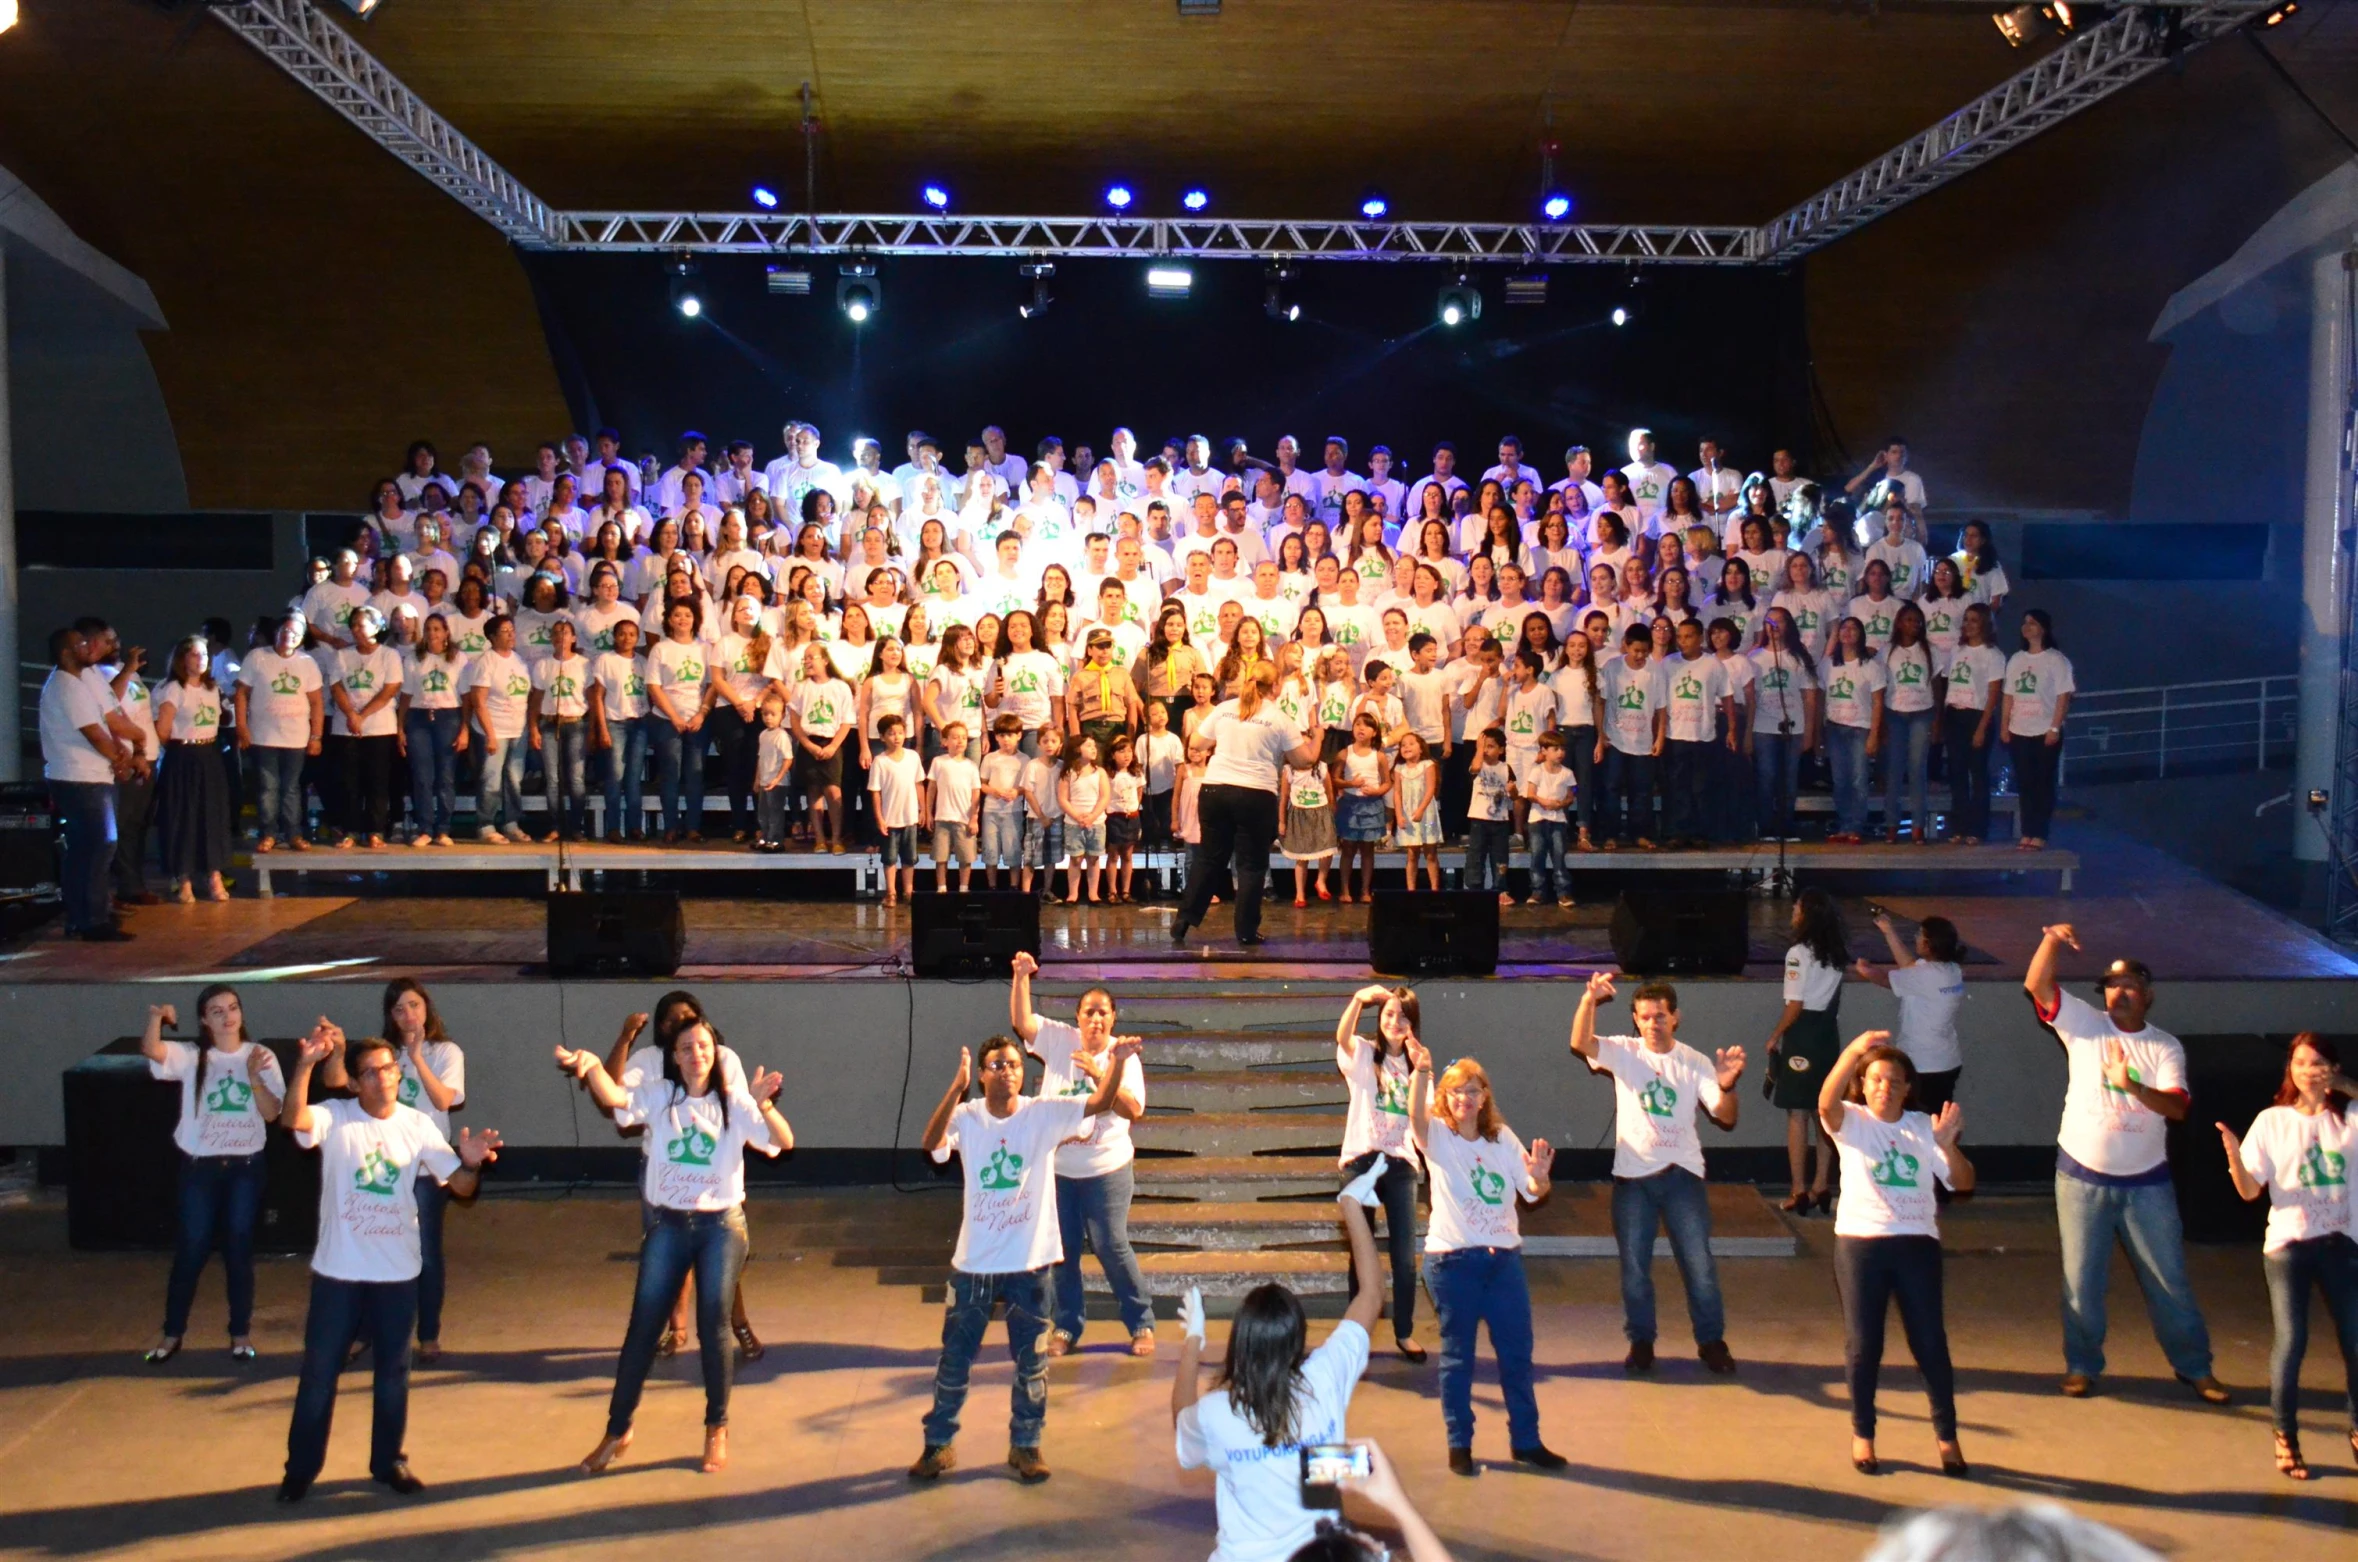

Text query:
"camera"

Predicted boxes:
[[1299, 1441, 1371, 1509]]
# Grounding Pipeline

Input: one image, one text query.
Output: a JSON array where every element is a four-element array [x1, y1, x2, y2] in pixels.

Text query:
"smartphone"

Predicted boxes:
[[1299, 1441, 1370, 1509]]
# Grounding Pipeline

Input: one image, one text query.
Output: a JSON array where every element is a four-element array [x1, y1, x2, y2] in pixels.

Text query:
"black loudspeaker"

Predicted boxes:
[[547, 890, 686, 976], [912, 891, 1040, 978], [65, 1036, 320, 1253], [2167, 1034, 2292, 1244], [1368, 890, 1500, 977], [1609, 890, 1750, 976], [0, 783, 57, 893]]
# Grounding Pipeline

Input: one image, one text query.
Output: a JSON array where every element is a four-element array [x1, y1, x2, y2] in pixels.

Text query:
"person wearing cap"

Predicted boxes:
[[1065, 627, 1139, 769], [2025, 925, 2229, 1404]]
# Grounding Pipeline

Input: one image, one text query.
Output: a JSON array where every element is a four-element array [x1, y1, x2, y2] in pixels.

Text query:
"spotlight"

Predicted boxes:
[[1263, 262, 1300, 322], [1182, 187, 1211, 213], [921, 183, 951, 211], [1503, 273, 1548, 306], [751, 185, 779, 209], [837, 260, 879, 323], [667, 256, 702, 320], [1540, 192, 1572, 222], [1359, 190, 1390, 221], [1437, 276, 1481, 327], [766, 266, 813, 295], [336, 0, 385, 16], [1106, 184, 1135, 212], [0, 0, 17, 33], [1019, 262, 1055, 319], [1611, 306, 1629, 327], [2262, 1, 2298, 23], [1993, 3, 2074, 46], [1146, 265, 1194, 299]]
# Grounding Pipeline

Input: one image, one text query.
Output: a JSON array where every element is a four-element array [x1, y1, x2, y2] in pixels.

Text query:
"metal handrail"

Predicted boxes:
[[2063, 674, 2297, 781]]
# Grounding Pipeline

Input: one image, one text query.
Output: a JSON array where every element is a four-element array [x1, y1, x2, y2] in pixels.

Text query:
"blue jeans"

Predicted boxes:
[[923, 1268, 1052, 1449], [599, 716, 649, 838], [1428, 1245, 1540, 1450], [1881, 708, 1933, 839], [1826, 723, 1870, 836], [164, 1151, 266, 1337], [476, 733, 526, 829], [2264, 1235, 2358, 1435], [405, 707, 460, 837], [1752, 731, 1802, 841], [2054, 1172, 2213, 1380], [540, 720, 588, 837], [250, 745, 309, 847], [1052, 1164, 1154, 1342], [1611, 1168, 1725, 1346], [1528, 820, 1567, 902], [285, 1274, 417, 1484], [415, 1176, 449, 1345], [1663, 738, 1714, 841], [757, 785, 788, 844], [1561, 726, 1598, 835], [1602, 748, 1655, 844], [49, 780, 116, 932], [982, 810, 1024, 869], [1464, 818, 1509, 892], [648, 720, 706, 835], [606, 1206, 750, 1436]]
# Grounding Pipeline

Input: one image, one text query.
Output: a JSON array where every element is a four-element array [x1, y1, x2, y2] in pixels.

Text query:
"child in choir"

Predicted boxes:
[[1022, 727, 1067, 899], [1524, 733, 1577, 908], [1057, 733, 1110, 905], [752, 692, 791, 852], [1281, 742, 1338, 906], [1392, 731, 1443, 890], [1334, 709, 1392, 904], [980, 714, 1028, 889], [1465, 728, 1515, 903], [1104, 733, 1144, 904], [926, 721, 981, 892], [868, 713, 925, 907]]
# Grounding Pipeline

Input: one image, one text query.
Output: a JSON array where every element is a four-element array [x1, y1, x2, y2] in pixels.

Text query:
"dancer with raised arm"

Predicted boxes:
[[1006, 951, 1156, 1358], [1569, 971, 1744, 1375], [138, 988, 282, 1364], [556, 1014, 794, 1476], [910, 1033, 1140, 1484], [1334, 984, 1429, 1362], [277, 1021, 501, 1502], [1816, 1029, 1972, 1478]]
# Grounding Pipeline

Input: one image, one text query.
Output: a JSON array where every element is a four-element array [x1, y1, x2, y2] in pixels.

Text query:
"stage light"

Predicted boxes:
[[766, 265, 812, 295], [1019, 262, 1055, 319], [1182, 187, 1211, 212], [1106, 184, 1135, 212], [1993, 3, 2073, 46], [1540, 192, 1572, 222], [1503, 273, 1548, 306], [1146, 265, 1194, 299], [1611, 306, 1629, 327], [1263, 262, 1300, 322], [922, 183, 951, 211], [0, 0, 19, 34], [751, 185, 779, 209], [336, 0, 386, 16], [677, 294, 703, 319], [837, 260, 879, 323], [667, 256, 702, 320], [2263, 1, 2298, 23], [1437, 276, 1481, 327], [1359, 191, 1390, 221]]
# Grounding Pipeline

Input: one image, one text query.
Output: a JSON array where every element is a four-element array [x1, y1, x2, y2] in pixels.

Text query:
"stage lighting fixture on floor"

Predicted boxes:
[[766, 265, 812, 295], [1146, 264, 1193, 299], [1437, 275, 1480, 327], [1504, 273, 1547, 306], [1019, 262, 1054, 319], [667, 257, 702, 320], [1359, 190, 1390, 221], [1993, 2, 2073, 46], [922, 183, 951, 211], [1540, 191, 1573, 222], [751, 185, 779, 209], [1263, 262, 1300, 321], [1182, 187, 1211, 212], [1106, 183, 1135, 212], [837, 261, 878, 323]]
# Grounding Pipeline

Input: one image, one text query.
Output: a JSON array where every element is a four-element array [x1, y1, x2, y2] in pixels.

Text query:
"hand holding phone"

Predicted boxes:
[[1299, 1441, 1372, 1510]]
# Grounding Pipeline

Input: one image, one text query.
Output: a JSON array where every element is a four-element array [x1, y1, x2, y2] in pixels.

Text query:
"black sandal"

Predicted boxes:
[[2275, 1430, 2311, 1481], [733, 1322, 765, 1361], [657, 1325, 684, 1358], [1397, 1339, 1428, 1363]]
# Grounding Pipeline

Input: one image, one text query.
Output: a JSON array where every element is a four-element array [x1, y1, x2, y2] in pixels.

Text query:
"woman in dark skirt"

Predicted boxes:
[[154, 636, 235, 902], [1766, 887, 1849, 1214]]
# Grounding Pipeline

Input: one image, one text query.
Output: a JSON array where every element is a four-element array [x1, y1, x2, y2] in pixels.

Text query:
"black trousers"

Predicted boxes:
[[1178, 784, 1277, 941], [707, 706, 758, 835], [112, 771, 155, 896], [1342, 1149, 1421, 1342], [338, 733, 397, 839], [2010, 733, 2061, 839], [1835, 1234, 1957, 1442]]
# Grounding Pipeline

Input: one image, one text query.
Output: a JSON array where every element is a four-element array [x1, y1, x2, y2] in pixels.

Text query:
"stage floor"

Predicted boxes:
[[8, 826, 2352, 985], [1, 1187, 2350, 1562]]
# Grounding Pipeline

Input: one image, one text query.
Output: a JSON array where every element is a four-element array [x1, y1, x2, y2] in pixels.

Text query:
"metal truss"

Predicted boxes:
[[1756, 2, 2277, 261], [548, 212, 1756, 263], [2320, 252, 2358, 945], [209, 0, 563, 246]]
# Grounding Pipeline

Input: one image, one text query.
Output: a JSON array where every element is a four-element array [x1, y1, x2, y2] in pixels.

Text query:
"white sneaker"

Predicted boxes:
[[1340, 1154, 1389, 1208], [476, 826, 501, 844], [503, 823, 531, 844]]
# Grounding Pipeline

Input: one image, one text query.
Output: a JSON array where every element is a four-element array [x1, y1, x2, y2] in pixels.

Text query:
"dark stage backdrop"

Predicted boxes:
[[521, 254, 1813, 484]]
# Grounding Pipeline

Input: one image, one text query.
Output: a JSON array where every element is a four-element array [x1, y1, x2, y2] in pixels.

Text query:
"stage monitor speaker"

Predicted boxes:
[[65, 1036, 319, 1253], [0, 783, 57, 893], [547, 890, 686, 977], [1368, 890, 1499, 977], [1609, 890, 1749, 976], [911, 891, 1040, 979], [2166, 1034, 2288, 1244]]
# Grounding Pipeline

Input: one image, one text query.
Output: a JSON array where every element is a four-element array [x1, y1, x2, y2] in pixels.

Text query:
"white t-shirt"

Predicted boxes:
[[157, 679, 226, 745], [1601, 657, 1667, 756], [1175, 1319, 1371, 1562], [1467, 759, 1514, 822], [237, 648, 323, 750], [590, 650, 648, 721], [980, 749, 1028, 816], [1883, 642, 1937, 715], [1747, 647, 1811, 738], [614, 1074, 782, 1211], [2005, 648, 2075, 737], [1661, 654, 1727, 743], [1590, 1035, 1724, 1180], [928, 754, 981, 823], [2238, 1105, 2353, 1251], [151, 1041, 284, 1158], [531, 653, 591, 720], [646, 638, 711, 720], [994, 650, 1066, 728], [1830, 1109, 1952, 1239], [1943, 644, 2007, 711], [1199, 703, 1305, 792], [790, 676, 853, 741], [461, 649, 534, 740], [393, 1040, 466, 1141], [1887, 961, 1965, 1074], [40, 667, 116, 783], [868, 747, 925, 829], [2044, 990, 2186, 1178], [329, 645, 403, 738], [1525, 761, 1574, 822], [1338, 1041, 1417, 1163], [1026, 1018, 1143, 1178], [1784, 943, 1843, 1010], [400, 651, 465, 712], [1421, 1123, 1534, 1253], [930, 1094, 1093, 1274], [296, 1098, 462, 1283], [1820, 655, 1886, 731]]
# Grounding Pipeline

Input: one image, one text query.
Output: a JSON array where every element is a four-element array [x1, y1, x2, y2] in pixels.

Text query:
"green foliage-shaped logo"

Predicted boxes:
[[1867, 611, 1892, 640], [397, 1073, 421, 1107], [551, 673, 580, 700], [1638, 1078, 1677, 1118], [1829, 674, 1856, 702], [422, 669, 451, 694], [269, 671, 302, 696], [2014, 669, 2039, 696], [190, 705, 218, 729], [345, 669, 376, 693], [625, 671, 647, 697], [1616, 684, 1647, 711], [1469, 1163, 1507, 1206], [1870, 1146, 1919, 1189], [459, 631, 488, 653], [204, 1075, 253, 1114], [979, 1144, 1026, 1191], [666, 1123, 717, 1166], [1894, 660, 1924, 687], [1673, 673, 1703, 703], [2297, 1143, 2348, 1189], [1376, 1068, 1410, 1117], [809, 695, 837, 726], [503, 673, 529, 698], [354, 1147, 401, 1196], [2101, 1063, 2144, 1096], [678, 657, 704, 684]]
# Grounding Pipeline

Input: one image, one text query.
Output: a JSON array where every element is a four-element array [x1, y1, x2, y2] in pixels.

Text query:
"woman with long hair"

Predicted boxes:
[[154, 636, 234, 900], [1334, 985, 1430, 1362], [1953, 520, 2009, 616], [707, 596, 775, 843], [2003, 609, 2073, 849], [1881, 603, 1938, 844], [137, 987, 283, 1363], [1818, 1030, 1973, 1477], [398, 612, 466, 846], [1747, 606, 1819, 844], [1551, 625, 1606, 852], [1768, 888, 1850, 1213], [1410, 1052, 1562, 1475], [1347, 509, 1397, 586], [1820, 617, 1886, 844], [1215, 617, 1271, 700], [2217, 1033, 2358, 1481], [990, 608, 1066, 757], [1939, 604, 2007, 844], [1137, 603, 1208, 728]]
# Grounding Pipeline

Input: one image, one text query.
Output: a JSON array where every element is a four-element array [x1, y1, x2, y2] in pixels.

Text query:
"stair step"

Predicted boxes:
[[1142, 1037, 1337, 1068], [1133, 1111, 1347, 1155], [1082, 1250, 1351, 1298], [1146, 1071, 1350, 1109], [1130, 1200, 1422, 1250], [1132, 1154, 1342, 1199]]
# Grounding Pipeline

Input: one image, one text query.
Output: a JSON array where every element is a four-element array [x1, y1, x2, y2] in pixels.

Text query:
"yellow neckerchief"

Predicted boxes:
[[1086, 658, 1118, 716]]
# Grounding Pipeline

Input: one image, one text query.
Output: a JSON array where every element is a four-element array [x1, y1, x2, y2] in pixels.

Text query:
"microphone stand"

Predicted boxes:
[[1770, 642, 1795, 901]]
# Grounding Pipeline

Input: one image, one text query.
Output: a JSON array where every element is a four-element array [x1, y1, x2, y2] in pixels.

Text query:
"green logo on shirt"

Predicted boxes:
[[1012, 669, 1042, 695], [1639, 1078, 1677, 1118], [1867, 611, 1892, 640], [191, 706, 218, 729], [354, 1147, 402, 1196], [625, 672, 647, 697], [345, 669, 375, 693], [2102, 1064, 2144, 1095], [1376, 1068, 1409, 1117], [270, 671, 302, 696], [1829, 674, 1856, 701], [666, 1123, 717, 1166], [2297, 1144, 2348, 1188], [550, 673, 580, 700], [397, 1073, 421, 1107], [422, 669, 451, 694], [1468, 1163, 1507, 1206], [1894, 660, 1924, 687], [459, 631, 488, 653], [503, 673, 529, 698], [1870, 1146, 1920, 1189], [1616, 685, 1647, 711], [2014, 669, 2039, 696], [979, 1144, 1027, 1191], [677, 658, 704, 684], [1673, 673, 1703, 703], [807, 695, 837, 726], [204, 1075, 253, 1114]]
